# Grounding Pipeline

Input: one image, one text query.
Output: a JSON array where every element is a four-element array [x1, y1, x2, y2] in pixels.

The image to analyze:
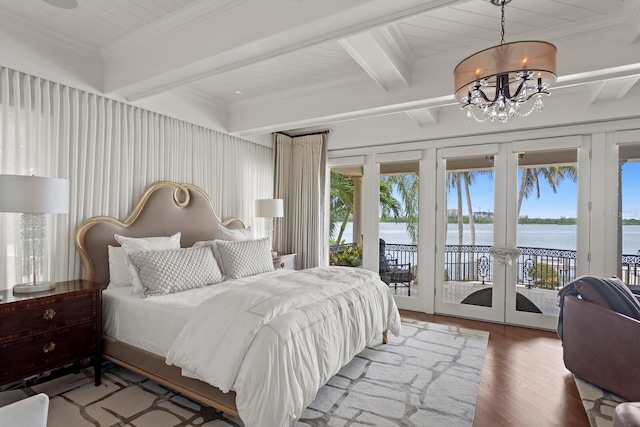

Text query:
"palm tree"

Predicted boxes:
[[517, 166, 578, 218], [462, 170, 494, 278], [445, 172, 465, 280], [463, 173, 476, 278], [330, 172, 401, 244], [462, 173, 475, 246], [379, 179, 402, 222], [330, 172, 354, 243], [462, 170, 495, 243], [383, 174, 419, 244]]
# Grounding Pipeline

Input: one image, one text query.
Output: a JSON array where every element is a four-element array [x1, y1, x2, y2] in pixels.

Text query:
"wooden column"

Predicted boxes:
[[352, 176, 363, 244]]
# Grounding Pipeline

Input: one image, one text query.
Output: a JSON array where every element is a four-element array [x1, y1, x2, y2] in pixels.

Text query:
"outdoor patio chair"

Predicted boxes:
[[379, 239, 414, 295]]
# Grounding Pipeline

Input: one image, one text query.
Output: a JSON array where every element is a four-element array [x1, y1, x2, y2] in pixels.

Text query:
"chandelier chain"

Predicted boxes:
[[500, 2, 505, 45]]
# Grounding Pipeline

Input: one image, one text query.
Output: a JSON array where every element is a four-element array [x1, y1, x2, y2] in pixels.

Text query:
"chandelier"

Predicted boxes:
[[454, 0, 557, 123]]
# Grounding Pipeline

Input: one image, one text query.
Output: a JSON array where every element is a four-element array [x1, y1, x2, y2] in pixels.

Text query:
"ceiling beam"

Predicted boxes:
[[338, 25, 414, 91], [405, 108, 439, 127], [103, 0, 462, 101], [588, 75, 640, 104], [228, 61, 640, 137]]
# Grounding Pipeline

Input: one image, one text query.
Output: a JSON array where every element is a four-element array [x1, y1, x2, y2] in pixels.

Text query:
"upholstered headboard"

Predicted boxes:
[[75, 181, 245, 285]]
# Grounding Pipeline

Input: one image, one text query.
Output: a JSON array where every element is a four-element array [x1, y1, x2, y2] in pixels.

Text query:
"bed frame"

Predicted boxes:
[[75, 181, 244, 417]]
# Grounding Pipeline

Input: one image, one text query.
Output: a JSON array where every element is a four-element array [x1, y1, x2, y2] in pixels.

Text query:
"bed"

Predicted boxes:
[[75, 181, 401, 427]]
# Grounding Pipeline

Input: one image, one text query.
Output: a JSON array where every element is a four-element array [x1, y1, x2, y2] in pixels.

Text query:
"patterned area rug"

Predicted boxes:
[[574, 375, 627, 427], [0, 319, 489, 426]]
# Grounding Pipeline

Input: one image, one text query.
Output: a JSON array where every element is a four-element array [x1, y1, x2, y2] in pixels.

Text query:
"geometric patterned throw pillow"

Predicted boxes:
[[114, 232, 182, 294], [214, 237, 274, 279], [129, 246, 222, 297]]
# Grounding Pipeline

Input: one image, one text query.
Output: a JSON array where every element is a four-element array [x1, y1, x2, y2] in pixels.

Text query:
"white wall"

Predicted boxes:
[[0, 15, 272, 149]]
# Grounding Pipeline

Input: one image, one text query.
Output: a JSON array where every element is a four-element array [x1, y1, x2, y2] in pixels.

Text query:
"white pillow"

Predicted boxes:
[[215, 237, 274, 279], [114, 232, 181, 294], [128, 246, 222, 298], [107, 245, 130, 288], [220, 225, 253, 241]]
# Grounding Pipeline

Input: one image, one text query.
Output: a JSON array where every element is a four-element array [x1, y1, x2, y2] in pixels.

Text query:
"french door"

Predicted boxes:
[[375, 151, 430, 312], [435, 137, 586, 329], [435, 144, 504, 323]]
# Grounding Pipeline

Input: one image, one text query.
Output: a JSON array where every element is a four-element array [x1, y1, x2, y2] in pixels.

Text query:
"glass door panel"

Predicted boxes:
[[328, 168, 363, 269], [378, 162, 419, 300], [508, 148, 579, 328], [436, 149, 500, 323], [619, 144, 640, 285]]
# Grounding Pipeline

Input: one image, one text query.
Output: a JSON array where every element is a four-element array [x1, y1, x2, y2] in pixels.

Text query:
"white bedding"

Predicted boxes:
[[102, 269, 295, 356], [165, 266, 401, 427]]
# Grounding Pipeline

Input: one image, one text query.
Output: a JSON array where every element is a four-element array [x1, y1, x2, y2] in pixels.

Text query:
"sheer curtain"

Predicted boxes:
[[0, 66, 272, 290], [273, 132, 327, 269]]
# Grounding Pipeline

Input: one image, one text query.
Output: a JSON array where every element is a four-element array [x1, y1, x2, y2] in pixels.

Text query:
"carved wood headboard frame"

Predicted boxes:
[[75, 181, 245, 285]]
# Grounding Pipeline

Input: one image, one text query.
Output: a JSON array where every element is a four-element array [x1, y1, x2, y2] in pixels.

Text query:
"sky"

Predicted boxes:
[[445, 161, 640, 219]]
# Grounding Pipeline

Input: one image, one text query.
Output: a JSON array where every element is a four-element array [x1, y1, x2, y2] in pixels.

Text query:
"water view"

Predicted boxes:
[[338, 222, 640, 255]]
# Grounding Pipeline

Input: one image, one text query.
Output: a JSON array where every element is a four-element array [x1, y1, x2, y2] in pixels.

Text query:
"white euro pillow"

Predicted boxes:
[[220, 225, 253, 241], [107, 245, 130, 288], [114, 232, 181, 294]]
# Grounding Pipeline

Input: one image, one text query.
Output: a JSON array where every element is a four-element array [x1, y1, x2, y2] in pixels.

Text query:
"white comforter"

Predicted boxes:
[[165, 266, 401, 427]]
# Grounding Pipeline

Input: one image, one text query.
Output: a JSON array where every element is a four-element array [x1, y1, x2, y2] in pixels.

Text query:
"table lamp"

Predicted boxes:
[[0, 175, 70, 293], [255, 198, 284, 256]]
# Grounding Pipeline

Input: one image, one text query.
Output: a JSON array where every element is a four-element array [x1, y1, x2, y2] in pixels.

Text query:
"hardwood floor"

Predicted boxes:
[[400, 310, 590, 427]]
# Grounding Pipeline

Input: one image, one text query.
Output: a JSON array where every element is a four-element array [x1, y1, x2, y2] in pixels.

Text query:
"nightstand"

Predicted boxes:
[[0, 280, 105, 387], [273, 253, 297, 270]]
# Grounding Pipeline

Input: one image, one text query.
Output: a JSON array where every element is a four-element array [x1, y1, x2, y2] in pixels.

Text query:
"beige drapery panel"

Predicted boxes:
[[273, 132, 327, 269], [0, 66, 272, 289]]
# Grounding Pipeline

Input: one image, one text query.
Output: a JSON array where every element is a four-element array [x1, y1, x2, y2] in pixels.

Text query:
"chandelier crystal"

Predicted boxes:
[[454, 0, 557, 123]]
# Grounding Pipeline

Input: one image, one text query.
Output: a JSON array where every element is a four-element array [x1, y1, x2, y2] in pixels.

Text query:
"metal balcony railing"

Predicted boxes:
[[328, 243, 640, 287]]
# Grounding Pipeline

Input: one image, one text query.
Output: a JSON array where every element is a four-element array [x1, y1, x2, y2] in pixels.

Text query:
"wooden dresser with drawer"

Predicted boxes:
[[0, 280, 105, 387]]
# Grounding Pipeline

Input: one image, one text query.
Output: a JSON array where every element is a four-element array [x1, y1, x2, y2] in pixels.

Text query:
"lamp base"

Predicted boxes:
[[13, 281, 56, 294]]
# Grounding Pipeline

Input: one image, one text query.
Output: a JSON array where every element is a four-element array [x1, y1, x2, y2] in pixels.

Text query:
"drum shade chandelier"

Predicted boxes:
[[454, 0, 557, 123]]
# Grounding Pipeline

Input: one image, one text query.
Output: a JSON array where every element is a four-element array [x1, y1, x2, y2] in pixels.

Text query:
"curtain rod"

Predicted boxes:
[[276, 130, 331, 138]]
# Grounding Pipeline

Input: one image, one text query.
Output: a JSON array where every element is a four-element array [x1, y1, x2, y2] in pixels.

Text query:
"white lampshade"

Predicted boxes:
[[255, 199, 284, 218], [0, 175, 70, 214]]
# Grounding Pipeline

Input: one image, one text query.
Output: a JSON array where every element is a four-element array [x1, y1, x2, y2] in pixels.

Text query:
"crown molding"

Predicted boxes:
[[101, 0, 250, 60], [0, 10, 100, 59]]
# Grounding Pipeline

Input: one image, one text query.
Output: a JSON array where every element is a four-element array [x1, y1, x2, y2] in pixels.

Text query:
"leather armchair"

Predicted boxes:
[[562, 294, 640, 402]]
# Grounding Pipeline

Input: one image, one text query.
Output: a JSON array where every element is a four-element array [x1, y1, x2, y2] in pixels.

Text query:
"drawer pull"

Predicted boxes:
[[280, 263, 285, 268], [42, 342, 56, 354], [43, 309, 56, 320]]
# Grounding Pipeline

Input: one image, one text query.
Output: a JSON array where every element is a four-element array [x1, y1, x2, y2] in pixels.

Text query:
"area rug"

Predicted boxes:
[[574, 375, 627, 427], [0, 319, 489, 426]]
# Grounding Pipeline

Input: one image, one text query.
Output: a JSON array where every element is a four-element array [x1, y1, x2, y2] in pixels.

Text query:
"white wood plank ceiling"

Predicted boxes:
[[0, 0, 637, 137], [0, 0, 201, 47]]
